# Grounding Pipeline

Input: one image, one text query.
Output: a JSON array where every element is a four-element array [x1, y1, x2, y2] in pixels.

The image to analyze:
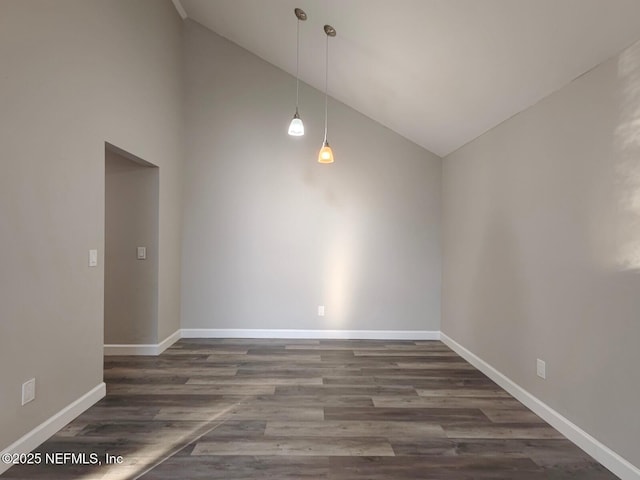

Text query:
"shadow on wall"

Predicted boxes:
[[468, 214, 530, 374]]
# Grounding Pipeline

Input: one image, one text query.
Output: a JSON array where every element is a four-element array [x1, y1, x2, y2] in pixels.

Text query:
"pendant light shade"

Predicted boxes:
[[318, 141, 334, 163], [288, 110, 304, 136], [319, 25, 336, 163], [288, 8, 307, 136]]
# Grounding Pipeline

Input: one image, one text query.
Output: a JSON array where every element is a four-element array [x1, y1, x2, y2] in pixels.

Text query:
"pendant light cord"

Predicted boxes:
[[295, 18, 300, 112], [323, 32, 329, 142]]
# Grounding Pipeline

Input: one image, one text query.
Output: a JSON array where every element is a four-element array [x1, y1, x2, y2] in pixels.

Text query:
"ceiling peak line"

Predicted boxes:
[[171, 0, 187, 20]]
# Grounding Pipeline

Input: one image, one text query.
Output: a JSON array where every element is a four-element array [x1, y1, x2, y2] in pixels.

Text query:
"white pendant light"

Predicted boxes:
[[318, 24, 336, 163], [288, 112, 304, 136], [288, 8, 307, 136]]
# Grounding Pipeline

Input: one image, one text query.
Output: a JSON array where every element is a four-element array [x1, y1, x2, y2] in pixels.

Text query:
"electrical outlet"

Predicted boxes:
[[22, 378, 35, 405], [536, 359, 546, 379], [318, 305, 325, 316]]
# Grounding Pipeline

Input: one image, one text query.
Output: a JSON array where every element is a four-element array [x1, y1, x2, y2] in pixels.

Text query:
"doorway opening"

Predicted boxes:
[[104, 143, 159, 349]]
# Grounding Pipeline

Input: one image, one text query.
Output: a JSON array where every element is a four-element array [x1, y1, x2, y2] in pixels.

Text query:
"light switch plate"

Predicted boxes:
[[22, 378, 35, 405], [89, 249, 98, 267], [318, 305, 325, 316], [137, 246, 146, 260], [536, 359, 546, 379]]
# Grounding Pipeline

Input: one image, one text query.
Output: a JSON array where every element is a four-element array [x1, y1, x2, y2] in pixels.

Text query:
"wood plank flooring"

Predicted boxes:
[[2, 339, 617, 479]]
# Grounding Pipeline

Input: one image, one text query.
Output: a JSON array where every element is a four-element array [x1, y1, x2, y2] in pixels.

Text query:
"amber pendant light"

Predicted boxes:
[[318, 24, 336, 163]]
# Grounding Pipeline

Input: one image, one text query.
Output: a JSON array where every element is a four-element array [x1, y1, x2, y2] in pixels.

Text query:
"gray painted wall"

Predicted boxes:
[[6, 1, 637, 471], [443, 41, 640, 467], [181, 21, 442, 332], [0, 0, 183, 451], [105, 149, 159, 345]]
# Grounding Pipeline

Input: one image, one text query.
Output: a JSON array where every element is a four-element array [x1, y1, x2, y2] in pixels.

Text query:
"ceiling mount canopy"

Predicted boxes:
[[294, 7, 307, 21]]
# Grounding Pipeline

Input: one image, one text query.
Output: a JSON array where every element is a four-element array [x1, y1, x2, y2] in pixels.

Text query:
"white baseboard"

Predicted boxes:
[[0, 383, 106, 475], [104, 329, 182, 356], [180, 328, 440, 340], [157, 329, 182, 354], [440, 333, 640, 480]]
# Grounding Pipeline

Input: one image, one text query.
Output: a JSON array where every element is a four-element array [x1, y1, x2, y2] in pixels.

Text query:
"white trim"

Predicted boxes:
[[156, 329, 182, 354], [440, 333, 640, 480], [104, 329, 181, 356], [0, 383, 106, 475], [171, 0, 187, 20], [181, 328, 440, 340]]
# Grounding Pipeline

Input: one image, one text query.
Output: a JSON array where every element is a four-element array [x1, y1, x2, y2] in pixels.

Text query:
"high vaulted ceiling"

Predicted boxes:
[[175, 0, 640, 157]]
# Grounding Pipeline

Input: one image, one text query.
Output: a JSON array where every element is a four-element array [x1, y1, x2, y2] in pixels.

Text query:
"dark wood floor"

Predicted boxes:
[[3, 339, 617, 479]]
